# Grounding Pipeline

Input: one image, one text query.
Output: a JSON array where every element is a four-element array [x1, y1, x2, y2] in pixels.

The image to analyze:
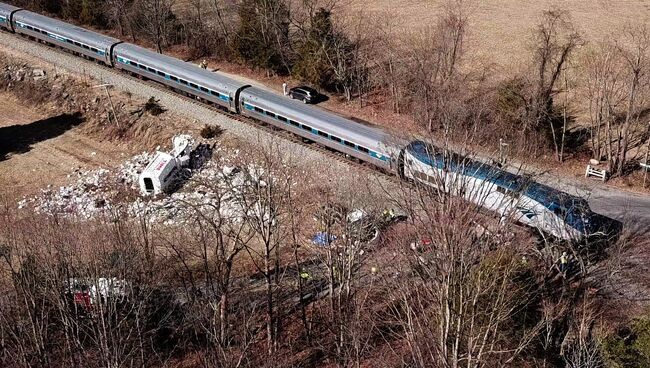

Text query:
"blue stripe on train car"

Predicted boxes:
[[244, 103, 254, 111], [48, 34, 66, 42], [370, 152, 387, 161]]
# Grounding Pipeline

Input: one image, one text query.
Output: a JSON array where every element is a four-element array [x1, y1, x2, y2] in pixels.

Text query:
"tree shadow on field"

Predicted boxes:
[[0, 112, 84, 161]]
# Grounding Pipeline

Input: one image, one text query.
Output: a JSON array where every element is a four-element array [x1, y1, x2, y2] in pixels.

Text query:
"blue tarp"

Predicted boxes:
[[312, 232, 337, 247]]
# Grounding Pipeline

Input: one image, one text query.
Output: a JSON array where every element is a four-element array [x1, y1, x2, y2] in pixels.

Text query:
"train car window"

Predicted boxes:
[[289, 120, 300, 127], [66, 39, 73, 44], [210, 90, 218, 96], [189, 83, 198, 89], [277, 115, 287, 123], [147, 67, 156, 73], [157, 71, 166, 77], [331, 136, 342, 143], [138, 64, 147, 70], [74, 42, 81, 47], [301, 124, 312, 132], [41, 30, 48, 35], [265, 111, 276, 118], [91, 47, 97, 52], [358, 146, 369, 154], [200, 86, 209, 93], [83, 45, 90, 50], [254, 107, 264, 113], [128, 61, 136, 66], [317, 130, 328, 138], [180, 79, 188, 85], [170, 76, 178, 82], [344, 141, 356, 148]]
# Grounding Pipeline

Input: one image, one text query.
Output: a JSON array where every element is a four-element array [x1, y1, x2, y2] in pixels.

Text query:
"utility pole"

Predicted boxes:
[[93, 84, 119, 128]]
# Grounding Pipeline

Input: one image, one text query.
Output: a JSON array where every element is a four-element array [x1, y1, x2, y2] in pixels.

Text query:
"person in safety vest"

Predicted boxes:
[[300, 270, 311, 280]]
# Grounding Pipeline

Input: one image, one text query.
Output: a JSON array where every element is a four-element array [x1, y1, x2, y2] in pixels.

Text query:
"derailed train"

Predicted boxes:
[[0, 2, 618, 241]]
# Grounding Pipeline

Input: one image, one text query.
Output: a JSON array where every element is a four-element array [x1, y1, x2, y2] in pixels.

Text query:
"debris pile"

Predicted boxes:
[[118, 151, 156, 188], [16, 138, 282, 226], [18, 168, 113, 219]]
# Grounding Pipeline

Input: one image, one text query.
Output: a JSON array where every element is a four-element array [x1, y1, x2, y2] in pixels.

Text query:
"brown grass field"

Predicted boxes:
[[344, 0, 650, 71]]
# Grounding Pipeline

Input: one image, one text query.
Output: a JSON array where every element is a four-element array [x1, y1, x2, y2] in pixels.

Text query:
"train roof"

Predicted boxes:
[[12, 10, 120, 49], [0, 2, 20, 16], [406, 140, 590, 211], [113, 43, 245, 94], [240, 86, 400, 156]]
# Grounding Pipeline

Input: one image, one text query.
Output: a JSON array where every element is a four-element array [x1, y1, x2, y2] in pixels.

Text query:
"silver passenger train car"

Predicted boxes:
[[239, 86, 397, 171], [112, 43, 247, 113], [0, 2, 19, 31], [12, 10, 119, 64]]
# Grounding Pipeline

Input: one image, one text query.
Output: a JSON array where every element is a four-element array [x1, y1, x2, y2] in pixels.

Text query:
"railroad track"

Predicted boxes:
[[14, 33, 401, 186]]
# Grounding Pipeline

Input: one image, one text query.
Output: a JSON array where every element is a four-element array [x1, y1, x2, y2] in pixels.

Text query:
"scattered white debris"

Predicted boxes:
[[16, 138, 283, 226]]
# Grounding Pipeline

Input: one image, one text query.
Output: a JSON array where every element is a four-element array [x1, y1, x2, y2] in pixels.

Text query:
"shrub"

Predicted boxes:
[[601, 310, 650, 367], [200, 124, 223, 139]]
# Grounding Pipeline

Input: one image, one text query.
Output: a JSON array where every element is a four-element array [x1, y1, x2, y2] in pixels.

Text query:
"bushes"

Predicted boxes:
[[234, 0, 291, 74], [200, 124, 223, 139], [292, 8, 338, 89], [602, 311, 650, 367]]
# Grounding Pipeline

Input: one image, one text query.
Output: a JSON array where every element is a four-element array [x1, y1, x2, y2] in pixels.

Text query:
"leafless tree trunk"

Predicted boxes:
[[136, 0, 176, 53], [614, 24, 649, 176], [529, 9, 582, 160], [238, 143, 293, 360]]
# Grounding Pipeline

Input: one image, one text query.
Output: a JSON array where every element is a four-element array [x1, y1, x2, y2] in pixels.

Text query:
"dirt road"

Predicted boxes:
[[0, 94, 126, 198]]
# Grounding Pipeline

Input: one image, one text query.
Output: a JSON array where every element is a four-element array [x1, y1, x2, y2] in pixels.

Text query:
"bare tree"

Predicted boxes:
[[312, 196, 378, 366], [393, 201, 538, 367], [136, 0, 176, 53], [527, 9, 582, 161], [373, 0, 469, 132], [236, 144, 294, 359], [613, 24, 650, 176], [581, 42, 627, 163]]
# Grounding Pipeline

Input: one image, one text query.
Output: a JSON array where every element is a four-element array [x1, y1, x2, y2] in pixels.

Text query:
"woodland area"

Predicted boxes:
[[7, 0, 650, 179], [0, 142, 647, 367]]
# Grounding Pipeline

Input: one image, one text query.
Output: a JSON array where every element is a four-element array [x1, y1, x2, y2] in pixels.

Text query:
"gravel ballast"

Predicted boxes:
[[0, 31, 390, 193]]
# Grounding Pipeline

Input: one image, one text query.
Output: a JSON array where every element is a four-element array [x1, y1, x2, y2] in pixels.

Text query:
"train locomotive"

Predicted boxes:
[[402, 141, 612, 240], [0, 2, 615, 241]]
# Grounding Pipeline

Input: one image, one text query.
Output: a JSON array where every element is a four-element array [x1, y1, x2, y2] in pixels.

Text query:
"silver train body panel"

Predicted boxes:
[[0, 2, 18, 31], [239, 86, 397, 170], [12, 10, 119, 64], [112, 43, 246, 112]]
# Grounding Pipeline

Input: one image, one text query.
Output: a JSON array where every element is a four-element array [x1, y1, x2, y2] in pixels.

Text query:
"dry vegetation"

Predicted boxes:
[[0, 150, 647, 366], [0, 52, 201, 196]]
